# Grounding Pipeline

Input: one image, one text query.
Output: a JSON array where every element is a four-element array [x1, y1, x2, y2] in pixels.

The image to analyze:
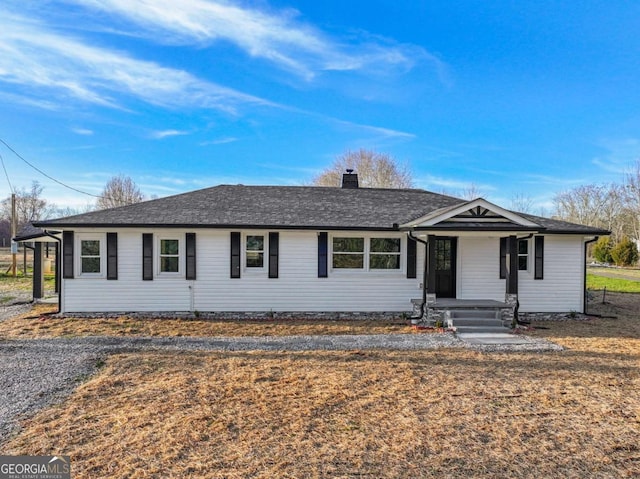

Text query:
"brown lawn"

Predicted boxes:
[[2, 293, 639, 478], [0, 308, 410, 338]]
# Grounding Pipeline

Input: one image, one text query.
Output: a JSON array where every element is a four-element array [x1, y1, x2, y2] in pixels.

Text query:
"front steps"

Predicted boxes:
[[446, 309, 509, 334]]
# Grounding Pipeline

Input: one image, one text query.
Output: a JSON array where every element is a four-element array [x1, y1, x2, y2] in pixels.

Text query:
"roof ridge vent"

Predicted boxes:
[[341, 169, 359, 189]]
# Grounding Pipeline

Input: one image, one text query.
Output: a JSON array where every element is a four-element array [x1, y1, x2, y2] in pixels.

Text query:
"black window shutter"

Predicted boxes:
[[407, 236, 417, 279], [107, 232, 118, 280], [268, 232, 279, 278], [62, 231, 74, 279], [534, 236, 544, 280], [230, 232, 241, 278], [499, 237, 507, 279], [186, 232, 197, 280], [318, 232, 328, 278], [142, 233, 153, 280]]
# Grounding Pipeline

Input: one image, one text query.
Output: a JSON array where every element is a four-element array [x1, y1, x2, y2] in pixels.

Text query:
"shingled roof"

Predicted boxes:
[[34, 184, 609, 234]]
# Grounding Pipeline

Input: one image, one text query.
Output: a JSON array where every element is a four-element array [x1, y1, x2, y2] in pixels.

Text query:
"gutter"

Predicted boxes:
[[583, 236, 599, 315], [407, 230, 429, 322], [42, 230, 62, 314]]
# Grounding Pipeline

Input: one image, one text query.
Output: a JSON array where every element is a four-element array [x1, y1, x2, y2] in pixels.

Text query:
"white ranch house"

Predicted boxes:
[[27, 172, 608, 324]]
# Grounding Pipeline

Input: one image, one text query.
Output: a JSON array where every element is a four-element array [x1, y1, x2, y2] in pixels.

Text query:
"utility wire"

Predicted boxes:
[[0, 137, 102, 198], [0, 152, 14, 194]]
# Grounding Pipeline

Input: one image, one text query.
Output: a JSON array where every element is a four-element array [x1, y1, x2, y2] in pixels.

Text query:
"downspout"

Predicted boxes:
[[408, 230, 429, 321], [43, 230, 62, 314], [583, 236, 599, 315]]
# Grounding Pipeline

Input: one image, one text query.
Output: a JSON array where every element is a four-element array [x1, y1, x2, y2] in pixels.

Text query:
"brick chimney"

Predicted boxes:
[[341, 169, 359, 189]]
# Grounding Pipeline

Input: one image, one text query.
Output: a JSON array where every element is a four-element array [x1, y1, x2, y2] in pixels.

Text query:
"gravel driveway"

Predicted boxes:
[[0, 313, 560, 446]]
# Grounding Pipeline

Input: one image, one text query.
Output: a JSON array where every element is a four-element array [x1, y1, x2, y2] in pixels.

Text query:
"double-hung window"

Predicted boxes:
[[518, 239, 529, 271], [332, 237, 401, 271], [246, 235, 265, 268], [160, 239, 180, 273], [333, 237, 365, 269], [80, 239, 101, 274], [370, 238, 401, 269]]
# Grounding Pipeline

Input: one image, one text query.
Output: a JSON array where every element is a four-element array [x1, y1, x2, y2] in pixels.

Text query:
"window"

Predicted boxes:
[[246, 235, 264, 268], [80, 239, 101, 274], [518, 239, 528, 271], [333, 237, 365, 269], [370, 238, 401, 269], [332, 236, 402, 271], [160, 239, 180, 273]]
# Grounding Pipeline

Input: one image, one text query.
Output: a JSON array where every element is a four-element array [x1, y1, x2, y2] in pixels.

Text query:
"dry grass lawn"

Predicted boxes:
[[0, 308, 410, 338], [1, 293, 639, 477]]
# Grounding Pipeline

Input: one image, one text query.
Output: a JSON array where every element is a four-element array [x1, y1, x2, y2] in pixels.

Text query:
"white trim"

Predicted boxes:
[[329, 233, 405, 274], [157, 235, 183, 277], [76, 233, 105, 278], [243, 232, 267, 273], [518, 238, 530, 273], [401, 198, 541, 229]]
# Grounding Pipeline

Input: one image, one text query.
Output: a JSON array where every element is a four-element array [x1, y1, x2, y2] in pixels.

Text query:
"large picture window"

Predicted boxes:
[[160, 239, 180, 273], [80, 239, 101, 274], [246, 235, 264, 268], [332, 236, 401, 271]]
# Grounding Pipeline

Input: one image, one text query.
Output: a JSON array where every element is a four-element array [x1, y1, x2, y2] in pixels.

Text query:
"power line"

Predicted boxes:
[[0, 137, 102, 198], [0, 152, 14, 194]]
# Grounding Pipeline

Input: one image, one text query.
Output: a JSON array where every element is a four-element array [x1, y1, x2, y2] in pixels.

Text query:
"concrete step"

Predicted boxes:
[[451, 318, 504, 327], [450, 309, 499, 319], [454, 325, 510, 334]]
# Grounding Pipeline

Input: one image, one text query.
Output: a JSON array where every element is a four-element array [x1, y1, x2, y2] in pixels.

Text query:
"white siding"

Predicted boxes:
[[457, 237, 505, 302], [518, 236, 584, 312], [62, 229, 423, 313], [457, 235, 585, 312], [62, 229, 585, 313]]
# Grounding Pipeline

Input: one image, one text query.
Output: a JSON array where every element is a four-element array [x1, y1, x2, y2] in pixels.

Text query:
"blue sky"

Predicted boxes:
[[1, 0, 639, 212]]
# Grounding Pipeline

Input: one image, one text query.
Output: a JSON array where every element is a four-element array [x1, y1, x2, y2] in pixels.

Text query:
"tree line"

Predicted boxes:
[[0, 175, 144, 245], [552, 160, 640, 266], [2, 150, 638, 266]]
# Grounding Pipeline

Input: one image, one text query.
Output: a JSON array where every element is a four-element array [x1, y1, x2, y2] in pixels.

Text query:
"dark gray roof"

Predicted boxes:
[[14, 223, 59, 242], [34, 184, 609, 235]]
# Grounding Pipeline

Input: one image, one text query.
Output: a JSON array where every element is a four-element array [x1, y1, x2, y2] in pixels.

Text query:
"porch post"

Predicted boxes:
[[426, 234, 436, 295], [33, 242, 44, 300], [506, 235, 518, 295]]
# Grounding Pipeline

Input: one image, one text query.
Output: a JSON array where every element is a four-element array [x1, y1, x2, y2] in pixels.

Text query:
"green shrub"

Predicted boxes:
[[610, 237, 639, 267], [592, 236, 613, 263]]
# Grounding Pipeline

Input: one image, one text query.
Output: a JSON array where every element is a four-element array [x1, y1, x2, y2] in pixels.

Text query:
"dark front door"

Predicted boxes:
[[434, 237, 457, 298]]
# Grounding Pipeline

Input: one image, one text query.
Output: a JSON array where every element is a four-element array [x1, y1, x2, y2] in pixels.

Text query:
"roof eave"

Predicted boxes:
[[33, 222, 401, 232]]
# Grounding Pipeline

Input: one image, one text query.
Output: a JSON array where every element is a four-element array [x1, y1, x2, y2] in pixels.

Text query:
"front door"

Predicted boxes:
[[434, 237, 457, 298]]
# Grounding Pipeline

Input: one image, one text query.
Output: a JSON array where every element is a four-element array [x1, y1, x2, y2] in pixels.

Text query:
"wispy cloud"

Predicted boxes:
[[416, 174, 496, 194], [149, 129, 191, 139], [332, 119, 416, 140], [67, 0, 439, 81], [0, 10, 275, 113], [199, 137, 238, 146], [592, 138, 640, 175], [519, 173, 588, 188], [72, 127, 94, 135]]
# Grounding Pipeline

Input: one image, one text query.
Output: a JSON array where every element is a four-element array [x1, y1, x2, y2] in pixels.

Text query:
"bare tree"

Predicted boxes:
[[622, 159, 640, 244], [0, 181, 53, 232], [509, 193, 535, 214], [553, 183, 625, 240], [96, 175, 145, 210], [312, 149, 413, 188], [459, 183, 484, 200]]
